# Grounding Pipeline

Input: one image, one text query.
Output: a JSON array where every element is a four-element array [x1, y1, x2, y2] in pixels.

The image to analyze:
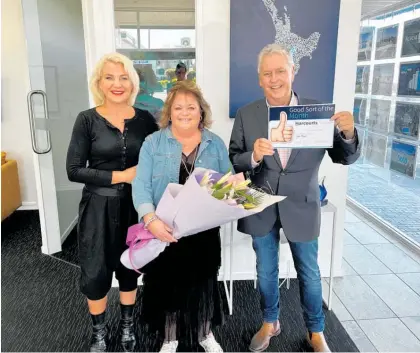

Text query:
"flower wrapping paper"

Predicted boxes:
[[121, 167, 286, 271]]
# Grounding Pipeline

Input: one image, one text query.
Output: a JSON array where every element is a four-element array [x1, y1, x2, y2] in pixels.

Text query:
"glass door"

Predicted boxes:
[[21, 0, 90, 254]]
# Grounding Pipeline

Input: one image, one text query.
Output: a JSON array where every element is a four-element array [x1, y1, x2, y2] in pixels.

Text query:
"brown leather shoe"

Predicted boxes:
[[249, 321, 281, 352], [307, 332, 331, 352]]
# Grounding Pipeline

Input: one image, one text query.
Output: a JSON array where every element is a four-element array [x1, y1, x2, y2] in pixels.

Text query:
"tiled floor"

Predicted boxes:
[[323, 208, 420, 352]]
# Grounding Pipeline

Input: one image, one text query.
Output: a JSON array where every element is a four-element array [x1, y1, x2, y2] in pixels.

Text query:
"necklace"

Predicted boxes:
[[181, 146, 198, 180]]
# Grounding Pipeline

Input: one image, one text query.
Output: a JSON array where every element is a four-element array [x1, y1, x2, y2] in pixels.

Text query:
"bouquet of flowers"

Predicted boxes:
[[121, 167, 286, 272], [198, 170, 264, 209]]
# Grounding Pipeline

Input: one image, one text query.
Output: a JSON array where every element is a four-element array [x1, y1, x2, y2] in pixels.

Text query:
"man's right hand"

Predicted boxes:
[[253, 138, 275, 163], [146, 217, 177, 243]]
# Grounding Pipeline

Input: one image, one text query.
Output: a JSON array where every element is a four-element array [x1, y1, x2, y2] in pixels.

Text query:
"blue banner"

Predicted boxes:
[[358, 27, 374, 61], [375, 25, 398, 60], [402, 18, 420, 57], [229, 0, 340, 118], [390, 140, 417, 178], [398, 61, 420, 96]]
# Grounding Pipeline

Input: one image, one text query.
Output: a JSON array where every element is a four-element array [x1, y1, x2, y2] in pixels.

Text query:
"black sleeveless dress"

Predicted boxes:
[[138, 145, 227, 348]]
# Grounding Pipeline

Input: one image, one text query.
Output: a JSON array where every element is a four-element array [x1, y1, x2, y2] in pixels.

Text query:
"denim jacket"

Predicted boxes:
[[132, 127, 232, 221]]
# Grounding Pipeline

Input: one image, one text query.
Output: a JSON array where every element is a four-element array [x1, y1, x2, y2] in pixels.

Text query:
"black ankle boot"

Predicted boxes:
[[90, 312, 109, 352], [119, 304, 136, 352]]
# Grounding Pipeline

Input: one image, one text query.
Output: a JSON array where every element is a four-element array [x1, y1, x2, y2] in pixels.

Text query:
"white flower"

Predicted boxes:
[[228, 187, 235, 199], [233, 179, 251, 191], [215, 171, 232, 186], [200, 171, 213, 187]]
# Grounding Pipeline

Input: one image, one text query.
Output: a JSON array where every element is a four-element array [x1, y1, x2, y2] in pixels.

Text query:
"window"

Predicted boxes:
[[350, 5, 420, 246], [114, 1, 196, 120]]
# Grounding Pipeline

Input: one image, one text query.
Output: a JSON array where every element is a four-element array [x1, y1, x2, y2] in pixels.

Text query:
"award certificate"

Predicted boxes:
[[268, 104, 336, 148]]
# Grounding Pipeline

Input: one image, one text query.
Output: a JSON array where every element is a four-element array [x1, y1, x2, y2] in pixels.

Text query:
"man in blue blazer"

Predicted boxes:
[[229, 43, 360, 352]]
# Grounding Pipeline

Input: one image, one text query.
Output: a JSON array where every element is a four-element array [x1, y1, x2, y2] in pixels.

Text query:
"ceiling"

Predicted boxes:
[[361, 0, 419, 19], [114, 0, 195, 27], [114, 0, 194, 11], [113, 0, 418, 20]]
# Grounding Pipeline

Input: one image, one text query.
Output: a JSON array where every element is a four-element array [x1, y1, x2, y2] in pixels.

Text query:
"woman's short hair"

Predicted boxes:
[[160, 80, 212, 129], [89, 52, 139, 106]]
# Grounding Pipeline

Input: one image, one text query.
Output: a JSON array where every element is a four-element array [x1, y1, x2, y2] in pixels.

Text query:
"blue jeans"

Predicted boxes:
[[252, 222, 325, 333]]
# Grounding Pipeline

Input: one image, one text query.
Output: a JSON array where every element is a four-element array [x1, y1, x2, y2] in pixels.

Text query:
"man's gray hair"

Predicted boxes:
[[257, 43, 294, 73]]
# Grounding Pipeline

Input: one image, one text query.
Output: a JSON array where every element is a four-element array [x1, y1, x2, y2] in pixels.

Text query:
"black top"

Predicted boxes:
[[66, 107, 158, 188], [179, 144, 200, 185]]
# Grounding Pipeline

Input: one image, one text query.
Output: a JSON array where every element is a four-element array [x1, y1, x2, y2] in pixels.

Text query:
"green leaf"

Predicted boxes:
[[234, 189, 263, 206], [243, 203, 257, 209], [212, 192, 226, 200]]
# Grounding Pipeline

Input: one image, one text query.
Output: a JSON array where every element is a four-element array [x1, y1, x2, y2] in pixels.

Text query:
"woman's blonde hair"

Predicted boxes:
[[89, 52, 139, 106], [160, 80, 212, 129]]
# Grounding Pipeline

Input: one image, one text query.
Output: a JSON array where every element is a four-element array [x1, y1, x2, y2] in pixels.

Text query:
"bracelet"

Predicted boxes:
[[144, 215, 158, 230]]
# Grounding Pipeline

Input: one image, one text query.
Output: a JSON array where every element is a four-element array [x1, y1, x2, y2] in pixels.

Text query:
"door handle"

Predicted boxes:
[[27, 90, 52, 154]]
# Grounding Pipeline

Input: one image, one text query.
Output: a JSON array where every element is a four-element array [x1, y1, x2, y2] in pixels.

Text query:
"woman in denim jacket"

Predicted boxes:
[[132, 81, 231, 352]]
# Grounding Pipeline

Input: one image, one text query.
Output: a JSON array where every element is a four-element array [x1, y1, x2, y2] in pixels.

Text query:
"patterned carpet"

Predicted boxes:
[[1, 211, 358, 352]]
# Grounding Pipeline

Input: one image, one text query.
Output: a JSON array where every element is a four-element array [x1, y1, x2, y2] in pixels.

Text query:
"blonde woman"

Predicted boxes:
[[66, 52, 158, 352], [132, 81, 230, 352]]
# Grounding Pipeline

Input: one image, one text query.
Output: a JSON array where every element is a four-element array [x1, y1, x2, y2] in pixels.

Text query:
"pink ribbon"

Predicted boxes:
[[126, 223, 155, 274]]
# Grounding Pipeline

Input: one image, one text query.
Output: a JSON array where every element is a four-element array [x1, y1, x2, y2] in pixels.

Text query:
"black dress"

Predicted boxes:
[[66, 107, 158, 300], [139, 145, 227, 346]]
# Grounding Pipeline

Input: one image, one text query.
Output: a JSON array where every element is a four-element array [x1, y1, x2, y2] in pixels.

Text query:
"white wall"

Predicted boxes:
[[327, 0, 363, 272], [195, 0, 362, 276], [1, 0, 38, 208]]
